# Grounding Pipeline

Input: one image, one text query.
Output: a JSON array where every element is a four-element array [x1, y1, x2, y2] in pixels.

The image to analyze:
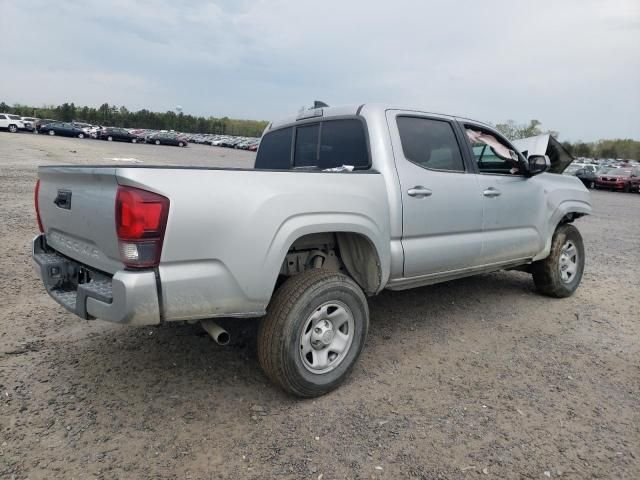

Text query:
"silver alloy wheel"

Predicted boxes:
[[558, 240, 579, 283], [107, 136, 113, 141], [78, 133, 84, 138], [48, 129, 55, 136], [9, 125, 17, 133], [299, 301, 355, 374]]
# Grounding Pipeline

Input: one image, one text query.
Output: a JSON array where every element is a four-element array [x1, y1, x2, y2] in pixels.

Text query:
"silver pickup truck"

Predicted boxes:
[[33, 104, 591, 397]]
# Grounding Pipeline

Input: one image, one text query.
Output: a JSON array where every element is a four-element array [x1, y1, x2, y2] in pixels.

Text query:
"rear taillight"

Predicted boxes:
[[115, 186, 169, 268], [35, 179, 43, 232]]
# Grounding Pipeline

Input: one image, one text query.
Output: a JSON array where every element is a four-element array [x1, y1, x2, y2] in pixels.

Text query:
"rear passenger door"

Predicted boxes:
[[386, 111, 484, 277]]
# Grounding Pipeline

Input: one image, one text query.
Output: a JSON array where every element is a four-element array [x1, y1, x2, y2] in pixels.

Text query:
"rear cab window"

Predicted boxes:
[[255, 118, 369, 171]]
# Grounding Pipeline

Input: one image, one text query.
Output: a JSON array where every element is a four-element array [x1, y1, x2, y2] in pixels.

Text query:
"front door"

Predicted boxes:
[[387, 111, 484, 278], [461, 122, 545, 264]]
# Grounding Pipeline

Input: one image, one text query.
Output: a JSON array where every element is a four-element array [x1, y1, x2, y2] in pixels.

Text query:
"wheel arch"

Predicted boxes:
[[263, 216, 391, 298], [533, 199, 591, 261]]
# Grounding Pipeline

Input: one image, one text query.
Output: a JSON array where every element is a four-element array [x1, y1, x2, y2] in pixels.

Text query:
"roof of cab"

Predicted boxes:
[[268, 103, 494, 131]]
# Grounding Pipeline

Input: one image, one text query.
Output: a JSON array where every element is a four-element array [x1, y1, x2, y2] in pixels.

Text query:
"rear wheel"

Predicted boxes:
[[155, 139, 161, 145], [48, 129, 55, 136], [258, 269, 369, 397], [78, 133, 84, 139], [107, 136, 113, 141], [588, 181, 595, 189], [532, 224, 585, 298], [178, 141, 184, 147], [132, 138, 137, 143]]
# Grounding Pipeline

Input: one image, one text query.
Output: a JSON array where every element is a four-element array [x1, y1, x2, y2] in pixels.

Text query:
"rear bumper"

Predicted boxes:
[[32, 235, 160, 325], [595, 181, 625, 190]]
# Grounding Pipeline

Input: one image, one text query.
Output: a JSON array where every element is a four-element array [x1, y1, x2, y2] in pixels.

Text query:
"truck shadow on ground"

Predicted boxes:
[[41, 270, 538, 407]]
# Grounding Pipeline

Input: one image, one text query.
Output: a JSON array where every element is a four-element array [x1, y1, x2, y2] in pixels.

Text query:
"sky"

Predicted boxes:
[[1, 0, 638, 141]]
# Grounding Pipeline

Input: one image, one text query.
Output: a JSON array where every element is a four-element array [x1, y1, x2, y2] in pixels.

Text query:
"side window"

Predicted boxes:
[[294, 124, 320, 167], [396, 116, 465, 172], [465, 126, 522, 175], [254, 127, 293, 169], [294, 119, 369, 169], [0, 115, 6, 120], [318, 119, 369, 169]]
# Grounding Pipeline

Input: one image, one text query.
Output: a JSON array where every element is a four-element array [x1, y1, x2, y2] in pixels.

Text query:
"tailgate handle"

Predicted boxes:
[[54, 190, 72, 210]]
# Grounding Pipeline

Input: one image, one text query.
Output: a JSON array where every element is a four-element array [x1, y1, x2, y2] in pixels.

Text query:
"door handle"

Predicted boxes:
[[483, 188, 501, 198], [407, 186, 432, 198]]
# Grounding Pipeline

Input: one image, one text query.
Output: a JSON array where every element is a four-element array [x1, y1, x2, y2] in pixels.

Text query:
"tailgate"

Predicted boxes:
[[38, 167, 124, 274]]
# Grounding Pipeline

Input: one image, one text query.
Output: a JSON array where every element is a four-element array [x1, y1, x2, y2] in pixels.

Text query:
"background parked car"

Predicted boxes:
[[595, 168, 636, 192], [38, 122, 87, 138], [0, 113, 25, 133], [21, 117, 38, 132], [35, 119, 57, 131], [146, 132, 188, 147], [98, 127, 139, 143], [564, 164, 598, 188]]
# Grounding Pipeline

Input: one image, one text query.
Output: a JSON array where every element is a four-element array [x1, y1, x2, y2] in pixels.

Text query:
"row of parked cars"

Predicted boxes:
[[0, 114, 260, 150], [564, 162, 640, 193], [186, 133, 261, 151]]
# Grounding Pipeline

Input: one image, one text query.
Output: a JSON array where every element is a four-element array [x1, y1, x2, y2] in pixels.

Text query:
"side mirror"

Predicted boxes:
[[526, 154, 550, 176]]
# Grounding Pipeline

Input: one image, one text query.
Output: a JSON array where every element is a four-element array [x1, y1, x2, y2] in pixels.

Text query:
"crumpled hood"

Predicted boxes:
[[512, 134, 574, 174]]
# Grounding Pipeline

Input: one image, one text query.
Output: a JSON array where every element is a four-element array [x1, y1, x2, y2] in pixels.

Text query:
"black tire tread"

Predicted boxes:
[[257, 269, 367, 397], [532, 223, 584, 298]]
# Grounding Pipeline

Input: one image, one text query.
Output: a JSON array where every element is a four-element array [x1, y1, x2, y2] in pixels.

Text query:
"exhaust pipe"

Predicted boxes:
[[201, 320, 231, 346]]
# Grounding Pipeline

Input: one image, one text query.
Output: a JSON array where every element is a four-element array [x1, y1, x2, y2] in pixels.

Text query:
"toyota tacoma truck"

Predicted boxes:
[[32, 104, 591, 397]]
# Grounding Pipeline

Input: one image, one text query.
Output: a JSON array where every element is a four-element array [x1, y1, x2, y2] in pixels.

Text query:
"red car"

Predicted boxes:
[[595, 168, 639, 192]]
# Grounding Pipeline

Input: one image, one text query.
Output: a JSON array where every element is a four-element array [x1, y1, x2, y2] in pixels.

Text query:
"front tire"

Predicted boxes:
[[48, 129, 55, 136], [155, 140, 161, 145], [78, 133, 84, 139], [258, 269, 369, 398], [107, 136, 113, 141], [8, 124, 18, 133], [132, 138, 137, 143], [532, 224, 585, 298]]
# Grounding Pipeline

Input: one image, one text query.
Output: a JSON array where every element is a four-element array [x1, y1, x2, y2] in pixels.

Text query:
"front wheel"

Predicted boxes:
[[258, 269, 369, 398], [48, 129, 55, 136], [78, 133, 84, 139], [107, 136, 113, 141], [532, 223, 585, 298], [131, 138, 137, 143], [155, 140, 161, 145], [589, 181, 595, 189], [178, 141, 184, 147], [8, 124, 18, 133]]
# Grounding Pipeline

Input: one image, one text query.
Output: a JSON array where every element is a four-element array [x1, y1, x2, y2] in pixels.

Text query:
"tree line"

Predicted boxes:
[[0, 101, 269, 138], [495, 119, 640, 161]]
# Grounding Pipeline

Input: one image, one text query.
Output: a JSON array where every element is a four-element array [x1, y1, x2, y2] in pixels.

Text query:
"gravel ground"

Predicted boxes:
[[1, 133, 639, 479]]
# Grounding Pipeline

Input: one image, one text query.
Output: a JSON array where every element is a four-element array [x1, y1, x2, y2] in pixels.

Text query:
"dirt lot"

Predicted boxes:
[[1, 133, 638, 479]]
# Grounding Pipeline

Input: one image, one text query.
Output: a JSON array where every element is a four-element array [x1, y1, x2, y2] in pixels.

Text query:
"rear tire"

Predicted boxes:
[[78, 133, 84, 139], [258, 269, 369, 398], [532, 224, 585, 298], [589, 181, 595, 189], [132, 138, 137, 143], [107, 136, 113, 141], [155, 140, 161, 145], [178, 141, 184, 147], [48, 129, 55, 136]]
